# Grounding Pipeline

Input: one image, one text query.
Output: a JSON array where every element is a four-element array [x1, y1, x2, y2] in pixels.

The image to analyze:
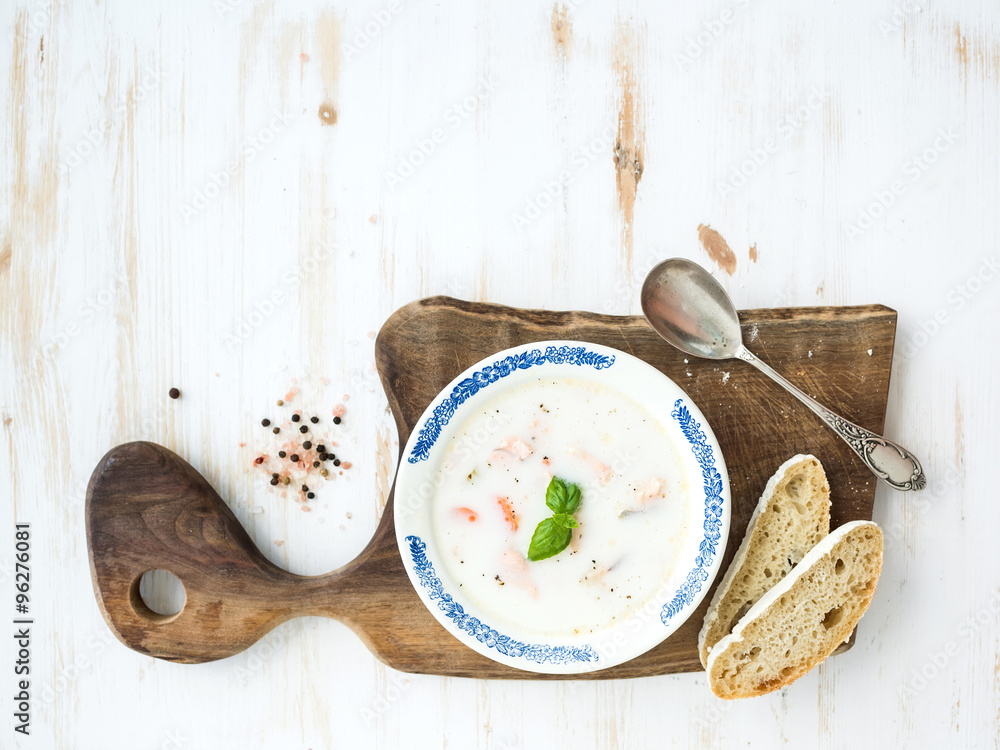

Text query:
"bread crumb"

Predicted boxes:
[[722, 372, 730, 384], [867, 349, 873, 356], [808, 350, 813, 358]]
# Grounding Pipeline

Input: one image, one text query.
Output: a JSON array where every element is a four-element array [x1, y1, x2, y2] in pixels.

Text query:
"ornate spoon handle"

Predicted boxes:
[[736, 345, 926, 492]]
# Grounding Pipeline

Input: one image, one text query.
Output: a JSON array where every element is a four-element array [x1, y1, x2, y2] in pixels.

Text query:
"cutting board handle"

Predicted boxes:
[[86, 441, 354, 663]]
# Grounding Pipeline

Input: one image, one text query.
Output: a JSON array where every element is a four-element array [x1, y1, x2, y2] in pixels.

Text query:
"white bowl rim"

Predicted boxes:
[[393, 339, 731, 674]]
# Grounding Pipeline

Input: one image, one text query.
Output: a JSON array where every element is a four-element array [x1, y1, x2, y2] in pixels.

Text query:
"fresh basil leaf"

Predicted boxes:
[[562, 482, 582, 514], [527, 517, 573, 561], [545, 477, 568, 513], [552, 512, 578, 529]]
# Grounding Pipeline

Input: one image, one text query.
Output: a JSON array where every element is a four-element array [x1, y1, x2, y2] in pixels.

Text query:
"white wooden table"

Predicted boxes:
[[2, 0, 998, 747]]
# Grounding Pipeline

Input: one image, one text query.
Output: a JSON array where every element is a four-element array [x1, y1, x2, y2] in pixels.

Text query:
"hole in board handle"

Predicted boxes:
[[130, 570, 186, 622]]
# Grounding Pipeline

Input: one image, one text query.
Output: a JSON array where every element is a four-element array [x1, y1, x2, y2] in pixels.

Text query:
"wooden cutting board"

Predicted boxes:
[[86, 297, 896, 679]]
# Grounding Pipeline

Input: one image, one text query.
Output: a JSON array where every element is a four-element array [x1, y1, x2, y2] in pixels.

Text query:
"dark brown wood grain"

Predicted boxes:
[[86, 296, 896, 678]]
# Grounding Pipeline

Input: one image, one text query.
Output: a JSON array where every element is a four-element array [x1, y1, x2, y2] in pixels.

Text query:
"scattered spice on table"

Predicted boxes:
[[249, 383, 354, 506]]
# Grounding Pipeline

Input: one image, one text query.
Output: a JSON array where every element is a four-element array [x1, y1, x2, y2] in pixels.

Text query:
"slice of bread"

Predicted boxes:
[[698, 454, 831, 667], [706, 520, 884, 699]]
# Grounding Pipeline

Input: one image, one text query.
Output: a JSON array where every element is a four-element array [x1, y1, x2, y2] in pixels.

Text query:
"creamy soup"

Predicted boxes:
[[432, 376, 693, 638]]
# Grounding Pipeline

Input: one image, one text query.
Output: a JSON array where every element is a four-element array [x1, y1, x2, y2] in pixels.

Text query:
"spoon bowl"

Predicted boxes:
[[640, 259, 742, 360]]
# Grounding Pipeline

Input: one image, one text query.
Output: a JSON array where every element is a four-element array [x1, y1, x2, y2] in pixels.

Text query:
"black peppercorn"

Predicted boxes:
[[291, 414, 300, 422], [261, 418, 271, 427], [290, 454, 299, 462], [310, 416, 319, 424], [299, 425, 308, 433], [307, 492, 315, 499], [168, 388, 180, 399], [333, 416, 341, 424], [333, 459, 341, 467], [278, 450, 286, 458], [270, 477, 279, 486], [303, 441, 312, 449], [272, 427, 280, 434]]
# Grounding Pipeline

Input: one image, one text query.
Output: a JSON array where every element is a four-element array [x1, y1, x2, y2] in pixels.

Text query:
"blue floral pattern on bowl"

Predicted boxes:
[[405, 536, 600, 665], [659, 399, 726, 625], [407, 345, 616, 464]]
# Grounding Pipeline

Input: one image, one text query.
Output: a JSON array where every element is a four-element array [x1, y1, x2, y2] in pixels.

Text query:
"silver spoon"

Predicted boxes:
[[640, 258, 925, 492]]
